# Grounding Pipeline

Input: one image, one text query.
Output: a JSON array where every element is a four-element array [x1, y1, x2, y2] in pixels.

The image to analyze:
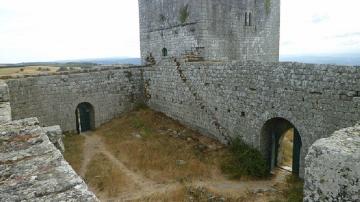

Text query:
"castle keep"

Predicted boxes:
[[139, 0, 280, 63]]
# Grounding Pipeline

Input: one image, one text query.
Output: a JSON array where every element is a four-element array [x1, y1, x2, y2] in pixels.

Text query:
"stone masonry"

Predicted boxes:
[[139, 0, 280, 63], [5, 66, 144, 132], [0, 83, 98, 201], [0, 117, 98, 201], [304, 124, 360, 202], [2, 60, 359, 198], [143, 59, 360, 178], [3, 59, 360, 179], [1, 0, 359, 200], [43, 125, 65, 153]]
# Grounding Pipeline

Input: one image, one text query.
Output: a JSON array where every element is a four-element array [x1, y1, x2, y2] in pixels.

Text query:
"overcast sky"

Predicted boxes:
[[0, 0, 359, 63]]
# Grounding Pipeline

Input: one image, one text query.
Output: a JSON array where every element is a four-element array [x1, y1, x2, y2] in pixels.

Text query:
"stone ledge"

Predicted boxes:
[[43, 125, 65, 153], [0, 118, 98, 201]]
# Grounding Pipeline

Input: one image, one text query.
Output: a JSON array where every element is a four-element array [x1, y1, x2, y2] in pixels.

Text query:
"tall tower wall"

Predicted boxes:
[[138, 0, 280, 63]]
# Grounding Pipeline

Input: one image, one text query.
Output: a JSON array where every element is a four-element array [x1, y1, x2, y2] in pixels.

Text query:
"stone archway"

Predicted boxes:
[[75, 102, 95, 134], [260, 118, 302, 175]]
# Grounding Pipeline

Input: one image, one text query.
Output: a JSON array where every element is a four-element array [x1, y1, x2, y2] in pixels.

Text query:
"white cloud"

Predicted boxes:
[[280, 0, 360, 55], [0, 0, 140, 63]]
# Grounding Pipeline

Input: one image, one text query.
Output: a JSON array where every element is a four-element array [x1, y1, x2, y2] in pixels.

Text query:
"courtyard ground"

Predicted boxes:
[[64, 108, 303, 201]]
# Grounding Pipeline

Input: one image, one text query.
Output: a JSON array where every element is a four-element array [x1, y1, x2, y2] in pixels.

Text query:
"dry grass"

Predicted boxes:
[[132, 185, 259, 202], [270, 175, 304, 202], [62, 108, 300, 201], [278, 129, 294, 168], [63, 133, 85, 172], [99, 108, 229, 183], [0, 66, 59, 76], [84, 153, 137, 198], [132, 186, 187, 202]]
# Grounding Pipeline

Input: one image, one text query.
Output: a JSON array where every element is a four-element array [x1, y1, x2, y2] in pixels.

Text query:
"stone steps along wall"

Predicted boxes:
[[304, 124, 360, 202], [5, 67, 145, 132], [143, 59, 360, 178], [174, 59, 232, 144]]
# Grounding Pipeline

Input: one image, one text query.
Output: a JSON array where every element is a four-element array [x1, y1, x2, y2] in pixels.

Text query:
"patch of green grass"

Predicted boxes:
[[131, 116, 145, 129], [271, 175, 303, 202], [140, 126, 153, 138], [134, 102, 148, 111], [221, 138, 269, 179], [265, 0, 271, 15], [130, 109, 155, 138], [179, 4, 189, 24], [284, 175, 304, 202]]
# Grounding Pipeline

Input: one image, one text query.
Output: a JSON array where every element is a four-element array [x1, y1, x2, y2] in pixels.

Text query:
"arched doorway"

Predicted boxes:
[[75, 102, 95, 134], [260, 118, 302, 175]]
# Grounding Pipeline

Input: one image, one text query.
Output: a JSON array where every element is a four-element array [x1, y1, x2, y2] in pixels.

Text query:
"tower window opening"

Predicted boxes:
[[245, 12, 252, 26], [249, 13, 252, 26], [245, 12, 248, 26], [162, 48, 168, 57]]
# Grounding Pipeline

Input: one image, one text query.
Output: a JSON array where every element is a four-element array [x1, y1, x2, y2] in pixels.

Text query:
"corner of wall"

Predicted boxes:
[[0, 80, 11, 123]]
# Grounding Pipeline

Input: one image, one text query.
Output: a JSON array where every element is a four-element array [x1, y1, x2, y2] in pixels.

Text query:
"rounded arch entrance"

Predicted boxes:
[[75, 102, 95, 134], [260, 118, 302, 175]]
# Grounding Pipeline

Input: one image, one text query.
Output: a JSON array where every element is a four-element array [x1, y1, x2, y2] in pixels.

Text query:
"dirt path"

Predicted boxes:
[[79, 132, 180, 201], [79, 132, 289, 201], [192, 169, 287, 196], [79, 132, 101, 176]]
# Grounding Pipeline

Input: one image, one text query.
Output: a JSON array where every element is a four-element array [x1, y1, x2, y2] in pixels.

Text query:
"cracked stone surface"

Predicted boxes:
[[304, 124, 360, 202], [43, 125, 65, 153], [0, 117, 98, 202]]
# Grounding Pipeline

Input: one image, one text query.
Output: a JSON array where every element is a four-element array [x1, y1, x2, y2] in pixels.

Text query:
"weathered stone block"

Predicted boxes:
[[304, 124, 360, 202], [43, 125, 65, 153], [0, 118, 98, 201], [0, 102, 11, 123], [0, 80, 10, 102]]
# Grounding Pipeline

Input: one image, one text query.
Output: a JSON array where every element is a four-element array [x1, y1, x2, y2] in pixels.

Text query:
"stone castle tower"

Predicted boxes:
[[138, 0, 280, 64]]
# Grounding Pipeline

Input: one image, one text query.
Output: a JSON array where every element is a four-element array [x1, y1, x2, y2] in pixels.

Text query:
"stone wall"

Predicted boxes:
[[139, 0, 280, 63], [139, 0, 203, 63], [3, 60, 360, 178], [5, 66, 144, 132], [143, 59, 360, 177], [198, 0, 280, 62], [304, 124, 360, 202]]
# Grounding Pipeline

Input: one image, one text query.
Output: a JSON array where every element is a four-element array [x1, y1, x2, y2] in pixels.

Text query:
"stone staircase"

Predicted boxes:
[[174, 60, 232, 144]]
